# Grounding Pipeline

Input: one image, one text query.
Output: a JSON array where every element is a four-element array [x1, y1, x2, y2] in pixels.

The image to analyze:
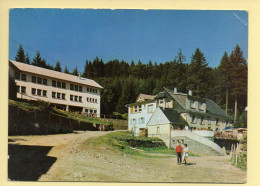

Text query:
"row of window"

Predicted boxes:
[[70, 95, 82, 102], [87, 87, 98, 93], [16, 86, 26, 93], [190, 99, 203, 110], [52, 92, 66, 100], [32, 76, 47, 85], [85, 109, 97, 114], [70, 84, 83, 92], [130, 117, 145, 125], [190, 114, 223, 125], [130, 104, 154, 114], [86, 97, 98, 103], [52, 80, 66, 89], [32, 88, 47, 97], [15, 73, 27, 81]]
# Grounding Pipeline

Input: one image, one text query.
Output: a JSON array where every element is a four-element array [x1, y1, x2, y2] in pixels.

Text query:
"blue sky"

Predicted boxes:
[[9, 9, 248, 71]]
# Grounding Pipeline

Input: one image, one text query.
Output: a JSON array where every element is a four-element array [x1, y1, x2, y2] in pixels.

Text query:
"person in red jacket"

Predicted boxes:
[[175, 141, 183, 165]]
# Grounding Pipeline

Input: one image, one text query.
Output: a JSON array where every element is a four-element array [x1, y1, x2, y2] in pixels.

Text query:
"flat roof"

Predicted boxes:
[[10, 60, 103, 89]]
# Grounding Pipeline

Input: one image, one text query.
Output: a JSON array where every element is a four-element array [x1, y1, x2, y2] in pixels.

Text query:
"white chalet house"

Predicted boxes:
[[127, 88, 233, 136], [9, 60, 102, 116]]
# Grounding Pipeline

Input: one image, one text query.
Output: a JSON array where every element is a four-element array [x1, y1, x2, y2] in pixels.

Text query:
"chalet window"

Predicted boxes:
[[87, 88, 89, 92], [57, 93, 61, 99], [79, 86, 82, 92], [15, 72, 20, 80], [200, 116, 204, 125], [198, 101, 202, 110], [21, 86, 26, 93], [62, 93, 65, 100], [21, 74, 26, 81], [43, 78, 47, 85], [79, 96, 82, 102], [70, 84, 74, 90], [43, 90, 47, 97], [148, 104, 153, 113], [32, 76, 36, 83], [75, 85, 78, 91], [16, 86, 20, 92], [87, 97, 89, 102], [190, 100, 195, 108], [52, 92, 56, 98], [190, 114, 197, 124], [95, 99, 98, 103], [37, 89, 42, 96], [133, 119, 136, 124], [138, 118, 140, 124], [57, 81, 61, 88], [90, 88, 92, 92], [62, 82, 66, 89], [75, 96, 78, 102], [134, 106, 138, 113], [90, 109, 93, 113], [85, 109, 89, 113], [94, 110, 97, 113], [216, 118, 219, 125], [52, 80, 56, 87], [31, 88, 36, 95], [70, 95, 73, 101], [208, 117, 211, 125], [37, 77, 42, 84], [138, 106, 142, 112], [141, 117, 145, 124]]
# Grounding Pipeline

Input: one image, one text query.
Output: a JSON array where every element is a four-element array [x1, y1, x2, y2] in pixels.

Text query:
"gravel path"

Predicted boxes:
[[8, 131, 246, 183]]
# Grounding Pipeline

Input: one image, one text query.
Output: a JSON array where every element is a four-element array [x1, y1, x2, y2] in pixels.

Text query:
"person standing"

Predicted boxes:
[[182, 144, 189, 165], [175, 141, 183, 165]]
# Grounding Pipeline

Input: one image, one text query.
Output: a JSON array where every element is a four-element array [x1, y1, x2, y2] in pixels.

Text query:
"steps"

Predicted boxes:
[[171, 130, 223, 155]]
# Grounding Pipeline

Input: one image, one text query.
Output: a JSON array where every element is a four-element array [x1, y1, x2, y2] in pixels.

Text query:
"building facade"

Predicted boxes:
[[9, 60, 102, 116], [127, 87, 233, 136]]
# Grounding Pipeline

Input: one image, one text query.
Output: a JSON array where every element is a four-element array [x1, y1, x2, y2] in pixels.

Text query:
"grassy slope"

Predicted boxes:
[[9, 99, 110, 125]]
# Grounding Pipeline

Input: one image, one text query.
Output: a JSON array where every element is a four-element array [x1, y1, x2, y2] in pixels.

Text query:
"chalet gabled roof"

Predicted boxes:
[[136, 93, 155, 102], [10, 60, 103, 89], [160, 108, 187, 125]]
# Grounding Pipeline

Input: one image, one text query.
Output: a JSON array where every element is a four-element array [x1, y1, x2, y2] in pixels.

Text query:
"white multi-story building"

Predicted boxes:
[[9, 60, 102, 116]]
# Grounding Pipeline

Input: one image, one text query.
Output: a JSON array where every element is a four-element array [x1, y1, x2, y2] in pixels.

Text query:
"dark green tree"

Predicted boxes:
[[64, 66, 70, 74], [24, 52, 30, 64], [54, 61, 62, 72], [15, 44, 25, 63], [72, 66, 79, 76]]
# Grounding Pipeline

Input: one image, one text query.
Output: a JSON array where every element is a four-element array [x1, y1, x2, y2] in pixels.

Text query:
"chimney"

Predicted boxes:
[[188, 90, 192, 96], [174, 87, 177, 94]]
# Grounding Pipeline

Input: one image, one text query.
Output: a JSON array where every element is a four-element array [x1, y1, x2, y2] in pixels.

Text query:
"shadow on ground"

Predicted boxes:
[[8, 144, 56, 181]]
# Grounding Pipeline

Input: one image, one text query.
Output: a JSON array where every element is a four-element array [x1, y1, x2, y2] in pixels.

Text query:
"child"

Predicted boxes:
[[182, 144, 189, 165], [175, 141, 183, 165]]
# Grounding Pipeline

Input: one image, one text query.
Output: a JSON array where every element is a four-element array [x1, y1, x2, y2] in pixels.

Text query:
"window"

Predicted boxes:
[[21, 86, 26, 93], [90, 109, 93, 113], [15, 72, 20, 80], [32, 88, 36, 95], [87, 97, 89, 102], [159, 100, 164, 106], [198, 101, 202, 110], [87, 88, 89, 92], [75, 85, 78, 91], [138, 118, 141, 124], [37, 89, 42, 96], [138, 105, 142, 112], [157, 127, 160, 134], [57, 93, 61, 99], [148, 104, 153, 113], [16, 86, 20, 92], [133, 119, 136, 124], [37, 77, 42, 84], [70, 95, 73, 101], [190, 100, 195, 108], [70, 84, 74, 90], [62, 93, 65, 100], [216, 118, 219, 125], [94, 110, 97, 113], [43, 90, 47, 97], [79, 96, 82, 102], [141, 117, 145, 124], [52, 92, 56, 98], [95, 99, 98, 103], [52, 80, 56, 87], [62, 82, 66, 89], [79, 86, 82, 92], [75, 96, 78, 102], [32, 76, 36, 83], [57, 81, 61, 88], [190, 114, 197, 124], [43, 78, 47, 85], [200, 116, 204, 125], [85, 109, 89, 113], [21, 74, 26, 81], [134, 106, 138, 113], [208, 117, 211, 125], [130, 119, 132, 125]]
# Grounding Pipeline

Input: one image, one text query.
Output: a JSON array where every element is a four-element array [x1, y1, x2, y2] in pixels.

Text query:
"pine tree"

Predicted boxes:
[[24, 52, 30, 64], [64, 66, 70, 74], [229, 45, 247, 124], [54, 61, 62, 72], [32, 51, 42, 67], [15, 44, 25, 63], [72, 66, 79, 76]]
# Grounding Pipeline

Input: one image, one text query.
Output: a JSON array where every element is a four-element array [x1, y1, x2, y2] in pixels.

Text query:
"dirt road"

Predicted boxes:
[[8, 131, 246, 183]]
